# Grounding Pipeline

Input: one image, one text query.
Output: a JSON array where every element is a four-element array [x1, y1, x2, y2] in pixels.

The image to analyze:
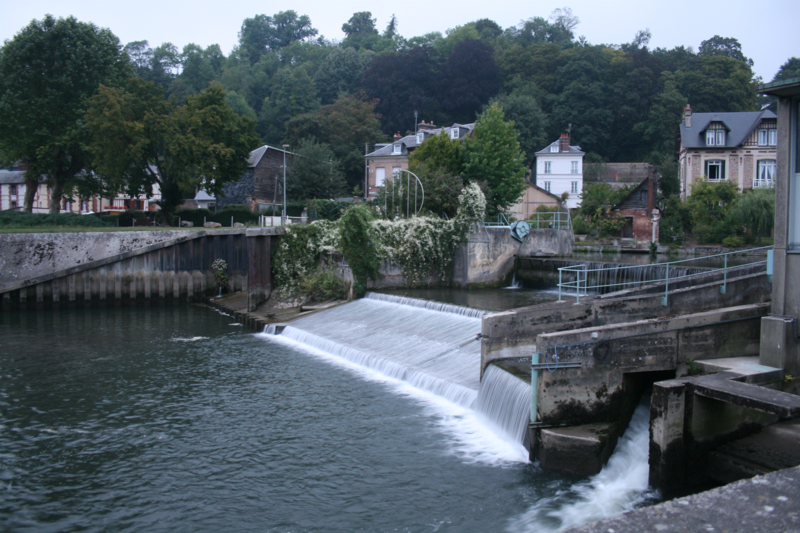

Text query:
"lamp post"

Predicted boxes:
[[282, 144, 289, 223]]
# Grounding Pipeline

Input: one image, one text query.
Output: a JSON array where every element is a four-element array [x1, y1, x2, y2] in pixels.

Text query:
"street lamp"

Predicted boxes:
[[282, 144, 289, 223]]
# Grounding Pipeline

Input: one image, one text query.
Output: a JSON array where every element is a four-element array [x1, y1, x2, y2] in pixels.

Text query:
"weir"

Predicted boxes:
[[263, 292, 532, 448]]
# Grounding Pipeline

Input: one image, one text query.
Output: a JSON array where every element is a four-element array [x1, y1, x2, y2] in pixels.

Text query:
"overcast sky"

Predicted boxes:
[[2, 0, 798, 81]]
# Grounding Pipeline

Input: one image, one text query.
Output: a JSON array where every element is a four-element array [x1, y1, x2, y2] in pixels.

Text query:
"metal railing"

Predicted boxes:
[[526, 211, 571, 231], [557, 245, 773, 305], [484, 211, 572, 231]]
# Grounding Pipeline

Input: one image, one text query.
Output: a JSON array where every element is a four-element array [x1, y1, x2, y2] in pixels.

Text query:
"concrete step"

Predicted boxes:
[[691, 374, 800, 418]]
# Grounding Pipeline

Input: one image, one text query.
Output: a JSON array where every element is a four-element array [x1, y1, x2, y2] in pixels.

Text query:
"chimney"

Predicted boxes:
[[559, 133, 570, 153], [683, 104, 692, 128], [394, 132, 402, 140], [418, 121, 437, 132]]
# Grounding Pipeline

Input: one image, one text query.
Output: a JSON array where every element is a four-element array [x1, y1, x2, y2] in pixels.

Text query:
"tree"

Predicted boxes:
[[773, 57, 800, 82], [409, 130, 464, 176], [341, 12, 379, 50], [0, 15, 131, 213], [489, 81, 549, 166], [699, 35, 753, 67], [462, 103, 527, 216], [732, 187, 775, 240], [238, 11, 318, 64], [287, 138, 347, 200], [438, 39, 499, 124], [314, 47, 376, 105], [85, 79, 260, 222], [284, 96, 384, 189], [258, 66, 320, 144]]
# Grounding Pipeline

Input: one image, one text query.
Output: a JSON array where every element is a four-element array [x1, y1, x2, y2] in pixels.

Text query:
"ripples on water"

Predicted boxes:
[[0, 305, 655, 532]]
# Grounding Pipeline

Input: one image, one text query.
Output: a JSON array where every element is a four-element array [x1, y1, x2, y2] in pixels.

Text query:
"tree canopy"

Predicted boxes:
[[286, 138, 347, 200], [85, 79, 260, 221], [0, 15, 131, 212], [462, 103, 527, 216]]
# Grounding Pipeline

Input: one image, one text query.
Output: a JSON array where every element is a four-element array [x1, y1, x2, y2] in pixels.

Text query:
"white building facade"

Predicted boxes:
[[534, 134, 585, 209]]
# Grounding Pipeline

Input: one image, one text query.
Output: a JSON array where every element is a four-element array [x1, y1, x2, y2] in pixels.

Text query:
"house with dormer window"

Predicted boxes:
[[678, 105, 778, 199], [364, 121, 474, 196], [534, 133, 585, 209]]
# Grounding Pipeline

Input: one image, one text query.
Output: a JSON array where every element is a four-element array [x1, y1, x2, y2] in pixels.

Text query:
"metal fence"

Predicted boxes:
[[557, 245, 773, 304]]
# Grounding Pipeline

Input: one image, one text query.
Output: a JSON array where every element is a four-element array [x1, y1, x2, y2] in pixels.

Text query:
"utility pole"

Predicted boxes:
[[282, 145, 289, 223]]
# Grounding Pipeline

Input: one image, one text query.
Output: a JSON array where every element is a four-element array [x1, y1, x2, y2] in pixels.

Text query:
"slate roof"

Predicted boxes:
[[0, 170, 27, 185], [679, 110, 777, 149], [535, 139, 584, 155], [195, 189, 215, 201], [365, 123, 475, 158], [247, 145, 294, 167]]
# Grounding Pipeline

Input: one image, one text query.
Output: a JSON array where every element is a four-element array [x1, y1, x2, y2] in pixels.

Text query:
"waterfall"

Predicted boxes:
[[258, 294, 532, 461], [473, 365, 532, 445], [506, 400, 658, 532]]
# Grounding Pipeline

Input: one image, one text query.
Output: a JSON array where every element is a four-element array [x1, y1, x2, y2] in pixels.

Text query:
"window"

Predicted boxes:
[[550, 144, 559, 153], [417, 133, 424, 144], [10, 184, 17, 196], [755, 160, 776, 187], [706, 128, 726, 146], [450, 129, 459, 140], [375, 167, 386, 187], [544, 181, 551, 192], [392, 166, 401, 177], [392, 143, 402, 154], [571, 181, 578, 194], [571, 161, 578, 174], [706, 160, 725, 181], [544, 162, 551, 174], [757, 129, 778, 146]]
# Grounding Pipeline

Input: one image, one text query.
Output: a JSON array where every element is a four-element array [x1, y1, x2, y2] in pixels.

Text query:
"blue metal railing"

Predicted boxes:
[[484, 211, 572, 231], [557, 245, 773, 305]]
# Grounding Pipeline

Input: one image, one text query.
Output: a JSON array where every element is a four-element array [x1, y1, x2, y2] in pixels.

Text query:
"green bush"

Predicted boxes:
[[308, 199, 350, 221], [0, 210, 109, 228], [722, 236, 744, 248], [298, 269, 348, 302]]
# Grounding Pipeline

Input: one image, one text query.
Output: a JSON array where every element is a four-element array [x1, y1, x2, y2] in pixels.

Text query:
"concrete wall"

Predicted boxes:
[[0, 230, 273, 309], [452, 227, 522, 288], [0, 231, 186, 289], [482, 267, 771, 371], [517, 228, 573, 257], [532, 304, 769, 427]]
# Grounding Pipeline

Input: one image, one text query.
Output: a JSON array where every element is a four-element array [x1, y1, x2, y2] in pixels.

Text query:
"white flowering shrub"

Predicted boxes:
[[272, 185, 487, 293]]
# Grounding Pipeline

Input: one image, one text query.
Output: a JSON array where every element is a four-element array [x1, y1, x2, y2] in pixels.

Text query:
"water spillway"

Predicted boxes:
[[264, 292, 532, 451]]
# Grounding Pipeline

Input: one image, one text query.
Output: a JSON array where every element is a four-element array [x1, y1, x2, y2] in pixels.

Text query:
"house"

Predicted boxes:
[[678, 105, 778, 200], [508, 181, 562, 220], [364, 121, 474, 196], [0, 167, 52, 212], [534, 134, 585, 209], [610, 173, 659, 243], [755, 75, 800, 388], [218, 145, 295, 211]]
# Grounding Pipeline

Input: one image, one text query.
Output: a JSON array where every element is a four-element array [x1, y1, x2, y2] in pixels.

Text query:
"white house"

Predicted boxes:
[[534, 133, 585, 209]]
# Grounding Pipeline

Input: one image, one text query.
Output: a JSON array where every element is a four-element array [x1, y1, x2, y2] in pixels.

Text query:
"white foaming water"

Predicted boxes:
[[260, 330, 529, 465], [473, 364, 532, 445], [258, 295, 532, 463], [506, 401, 658, 532]]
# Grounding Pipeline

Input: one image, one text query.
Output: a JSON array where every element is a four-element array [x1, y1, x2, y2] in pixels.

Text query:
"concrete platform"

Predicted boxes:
[[695, 356, 783, 384], [563, 465, 800, 532], [538, 423, 619, 476], [708, 418, 800, 484]]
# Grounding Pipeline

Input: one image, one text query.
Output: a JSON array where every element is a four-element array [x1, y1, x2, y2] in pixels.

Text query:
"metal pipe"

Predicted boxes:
[[282, 145, 289, 223], [721, 253, 728, 294]]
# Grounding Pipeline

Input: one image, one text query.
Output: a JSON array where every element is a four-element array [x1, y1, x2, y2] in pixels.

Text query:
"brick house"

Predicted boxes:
[[364, 121, 474, 196], [218, 145, 294, 210], [679, 105, 778, 200], [611, 172, 659, 243]]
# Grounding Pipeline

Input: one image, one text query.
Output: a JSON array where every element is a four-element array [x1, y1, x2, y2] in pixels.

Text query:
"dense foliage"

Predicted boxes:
[[0, 15, 132, 213]]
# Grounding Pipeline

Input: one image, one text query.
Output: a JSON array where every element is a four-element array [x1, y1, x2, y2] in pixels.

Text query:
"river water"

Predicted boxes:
[[0, 304, 656, 532]]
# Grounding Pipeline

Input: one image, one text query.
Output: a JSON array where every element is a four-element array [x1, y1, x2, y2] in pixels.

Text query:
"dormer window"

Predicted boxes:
[[417, 133, 424, 144], [550, 144, 559, 153], [392, 143, 402, 155], [705, 124, 726, 146], [450, 129, 459, 140]]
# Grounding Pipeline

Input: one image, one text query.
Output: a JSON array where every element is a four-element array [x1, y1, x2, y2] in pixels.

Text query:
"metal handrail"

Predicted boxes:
[[557, 245, 773, 305], [484, 211, 572, 230]]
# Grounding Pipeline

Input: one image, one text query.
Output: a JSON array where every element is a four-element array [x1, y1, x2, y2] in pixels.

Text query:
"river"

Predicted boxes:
[[0, 303, 656, 532]]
